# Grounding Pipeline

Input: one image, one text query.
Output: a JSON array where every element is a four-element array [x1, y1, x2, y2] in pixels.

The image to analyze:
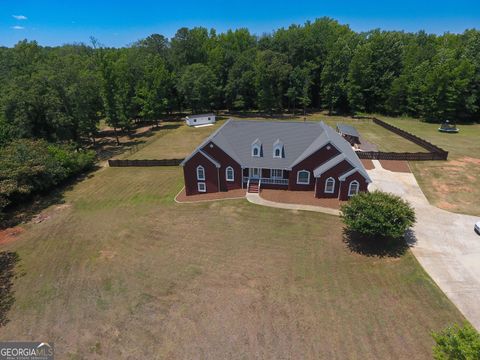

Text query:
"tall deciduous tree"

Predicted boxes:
[[177, 64, 217, 113], [254, 50, 291, 112]]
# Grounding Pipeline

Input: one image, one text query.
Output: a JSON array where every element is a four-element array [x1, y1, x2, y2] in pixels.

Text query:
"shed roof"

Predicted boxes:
[[336, 123, 360, 138]]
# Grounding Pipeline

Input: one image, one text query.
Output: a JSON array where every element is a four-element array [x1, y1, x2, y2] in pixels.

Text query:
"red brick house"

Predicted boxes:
[[180, 120, 371, 200]]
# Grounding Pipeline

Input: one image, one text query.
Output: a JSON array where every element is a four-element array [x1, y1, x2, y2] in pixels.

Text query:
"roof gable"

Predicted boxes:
[[182, 120, 370, 181]]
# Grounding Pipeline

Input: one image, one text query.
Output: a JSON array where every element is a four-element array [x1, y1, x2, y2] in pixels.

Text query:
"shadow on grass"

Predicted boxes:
[[0, 165, 101, 230], [94, 123, 182, 161], [343, 229, 417, 258], [0, 251, 19, 327]]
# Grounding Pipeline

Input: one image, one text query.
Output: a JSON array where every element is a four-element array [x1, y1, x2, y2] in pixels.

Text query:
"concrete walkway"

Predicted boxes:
[[368, 160, 480, 330], [246, 193, 340, 216]]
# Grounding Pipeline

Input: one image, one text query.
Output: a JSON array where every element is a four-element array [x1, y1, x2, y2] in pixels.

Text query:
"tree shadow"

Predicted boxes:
[[343, 228, 417, 258], [0, 251, 19, 327], [0, 165, 101, 230], [226, 110, 305, 120]]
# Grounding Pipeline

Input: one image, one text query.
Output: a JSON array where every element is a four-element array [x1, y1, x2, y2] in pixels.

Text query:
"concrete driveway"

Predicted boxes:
[[368, 160, 480, 330]]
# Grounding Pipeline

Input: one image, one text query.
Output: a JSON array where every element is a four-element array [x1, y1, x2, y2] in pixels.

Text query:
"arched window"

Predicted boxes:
[[226, 166, 234, 182], [252, 139, 262, 157], [297, 170, 310, 185], [273, 139, 284, 158], [348, 180, 359, 196], [324, 177, 335, 193], [196, 165, 205, 181]]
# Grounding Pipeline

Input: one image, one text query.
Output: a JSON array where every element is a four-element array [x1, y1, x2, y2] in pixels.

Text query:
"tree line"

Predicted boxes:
[[1, 17, 480, 149], [1, 17, 479, 223]]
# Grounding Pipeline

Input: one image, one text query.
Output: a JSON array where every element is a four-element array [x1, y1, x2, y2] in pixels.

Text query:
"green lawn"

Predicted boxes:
[[127, 120, 227, 160], [126, 114, 424, 161], [124, 112, 479, 216], [0, 164, 464, 358], [378, 115, 480, 216], [319, 115, 425, 152]]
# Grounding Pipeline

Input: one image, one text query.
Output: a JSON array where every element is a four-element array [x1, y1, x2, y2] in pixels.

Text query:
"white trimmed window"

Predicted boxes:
[[325, 177, 335, 193], [197, 182, 206, 192], [271, 169, 283, 179], [348, 180, 359, 196], [297, 170, 310, 185], [273, 146, 283, 158], [226, 166, 234, 182], [252, 145, 261, 157], [196, 165, 205, 181]]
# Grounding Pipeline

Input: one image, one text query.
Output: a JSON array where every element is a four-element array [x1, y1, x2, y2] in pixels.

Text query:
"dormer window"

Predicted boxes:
[[251, 139, 262, 157], [273, 139, 284, 158]]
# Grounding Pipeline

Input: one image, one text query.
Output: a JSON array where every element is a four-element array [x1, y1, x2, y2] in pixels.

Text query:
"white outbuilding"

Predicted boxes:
[[185, 113, 216, 127]]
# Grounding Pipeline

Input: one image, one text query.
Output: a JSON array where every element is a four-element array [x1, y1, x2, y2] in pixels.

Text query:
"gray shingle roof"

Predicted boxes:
[[181, 119, 371, 182], [336, 123, 360, 138]]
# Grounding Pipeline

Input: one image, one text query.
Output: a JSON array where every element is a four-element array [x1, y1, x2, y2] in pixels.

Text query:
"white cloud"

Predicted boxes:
[[12, 15, 28, 20], [12, 25, 25, 30]]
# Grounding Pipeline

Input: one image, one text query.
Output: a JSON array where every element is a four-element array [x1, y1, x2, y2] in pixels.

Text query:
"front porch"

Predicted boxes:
[[242, 167, 289, 193]]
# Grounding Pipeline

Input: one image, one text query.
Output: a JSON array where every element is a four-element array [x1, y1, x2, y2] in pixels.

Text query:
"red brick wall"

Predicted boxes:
[[289, 144, 339, 191], [314, 160, 354, 198], [202, 142, 242, 191], [338, 171, 369, 201], [183, 151, 219, 195]]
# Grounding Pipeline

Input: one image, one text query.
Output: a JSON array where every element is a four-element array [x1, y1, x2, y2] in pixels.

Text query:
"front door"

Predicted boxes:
[[249, 168, 261, 179]]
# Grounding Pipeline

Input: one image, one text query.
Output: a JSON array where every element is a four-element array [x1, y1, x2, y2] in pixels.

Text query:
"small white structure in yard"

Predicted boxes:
[[185, 113, 216, 127]]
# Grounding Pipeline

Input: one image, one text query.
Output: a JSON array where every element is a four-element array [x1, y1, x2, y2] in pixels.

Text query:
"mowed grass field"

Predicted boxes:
[[0, 114, 472, 358], [124, 112, 478, 216], [127, 114, 424, 161], [378, 116, 480, 216], [127, 120, 227, 160], [0, 164, 464, 356]]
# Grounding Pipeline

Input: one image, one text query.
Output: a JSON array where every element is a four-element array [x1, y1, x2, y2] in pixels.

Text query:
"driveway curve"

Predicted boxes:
[[368, 160, 480, 330]]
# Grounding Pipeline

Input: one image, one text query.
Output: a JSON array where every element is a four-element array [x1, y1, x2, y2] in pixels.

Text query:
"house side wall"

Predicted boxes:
[[314, 160, 354, 198], [289, 144, 340, 191], [201, 141, 242, 191], [338, 171, 370, 201], [183, 152, 219, 195]]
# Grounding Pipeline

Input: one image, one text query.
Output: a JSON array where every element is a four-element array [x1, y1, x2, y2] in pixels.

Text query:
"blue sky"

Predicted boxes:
[[1, 0, 479, 47]]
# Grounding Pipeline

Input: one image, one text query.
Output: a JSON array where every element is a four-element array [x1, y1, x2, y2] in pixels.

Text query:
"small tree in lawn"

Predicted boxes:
[[340, 191, 416, 240], [432, 323, 480, 360]]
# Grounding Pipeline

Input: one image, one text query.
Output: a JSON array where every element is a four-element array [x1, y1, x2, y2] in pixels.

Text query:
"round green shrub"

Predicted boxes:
[[340, 190, 416, 239]]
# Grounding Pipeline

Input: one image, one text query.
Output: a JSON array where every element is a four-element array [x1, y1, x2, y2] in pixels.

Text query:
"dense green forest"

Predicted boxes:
[[2, 17, 480, 148], [1, 17, 479, 220]]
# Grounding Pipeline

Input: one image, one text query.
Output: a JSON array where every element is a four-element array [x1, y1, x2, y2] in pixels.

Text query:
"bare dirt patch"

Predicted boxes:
[[260, 189, 344, 209], [99, 250, 117, 261], [175, 188, 246, 203], [360, 159, 375, 170], [379, 160, 411, 173], [0, 228, 24, 246]]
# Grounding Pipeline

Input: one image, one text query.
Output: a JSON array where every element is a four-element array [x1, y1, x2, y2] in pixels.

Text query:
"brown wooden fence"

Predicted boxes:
[[109, 117, 449, 165], [357, 151, 447, 161], [372, 118, 448, 156], [352, 116, 449, 161], [108, 159, 183, 167]]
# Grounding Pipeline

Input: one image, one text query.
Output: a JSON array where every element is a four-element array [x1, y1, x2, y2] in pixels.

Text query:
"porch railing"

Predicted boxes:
[[243, 177, 288, 186]]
